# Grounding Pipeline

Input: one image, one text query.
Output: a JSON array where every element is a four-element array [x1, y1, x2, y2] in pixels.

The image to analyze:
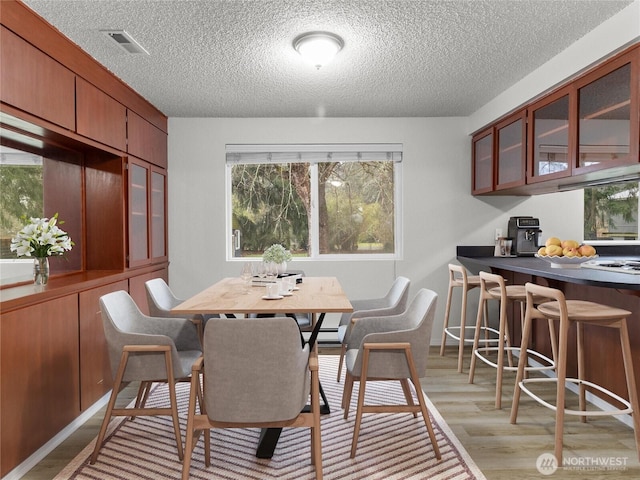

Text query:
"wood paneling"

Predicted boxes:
[[76, 77, 127, 151], [79, 280, 128, 410], [127, 111, 168, 168], [0, 295, 80, 477], [0, 25, 75, 130]]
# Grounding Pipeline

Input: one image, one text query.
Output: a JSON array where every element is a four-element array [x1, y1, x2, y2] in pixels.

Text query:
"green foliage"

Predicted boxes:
[[584, 183, 638, 240]]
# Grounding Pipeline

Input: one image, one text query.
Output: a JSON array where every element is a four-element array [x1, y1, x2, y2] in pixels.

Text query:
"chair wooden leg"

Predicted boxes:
[[311, 367, 323, 479], [510, 304, 534, 425], [439, 282, 455, 356], [91, 351, 130, 464], [182, 371, 200, 480], [350, 348, 370, 458], [337, 343, 346, 382], [495, 295, 508, 409], [399, 379, 418, 418], [163, 350, 184, 461], [342, 372, 354, 417], [576, 321, 587, 422], [405, 347, 441, 460], [618, 318, 640, 460], [457, 284, 469, 373]]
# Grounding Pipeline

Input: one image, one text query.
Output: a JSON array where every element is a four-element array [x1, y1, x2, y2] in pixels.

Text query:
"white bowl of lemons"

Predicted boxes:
[[535, 238, 598, 268]]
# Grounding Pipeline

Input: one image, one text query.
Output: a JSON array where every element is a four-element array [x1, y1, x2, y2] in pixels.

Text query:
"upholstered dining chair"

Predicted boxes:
[[336, 276, 411, 381], [341, 288, 441, 460], [182, 317, 323, 480], [145, 277, 220, 342], [91, 290, 202, 464]]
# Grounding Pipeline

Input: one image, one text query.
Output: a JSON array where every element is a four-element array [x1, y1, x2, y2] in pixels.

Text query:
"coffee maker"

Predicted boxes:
[[508, 216, 541, 256]]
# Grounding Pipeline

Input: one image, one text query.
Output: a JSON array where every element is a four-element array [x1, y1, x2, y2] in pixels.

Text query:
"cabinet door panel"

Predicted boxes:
[[472, 129, 493, 194], [496, 111, 526, 190], [0, 26, 75, 130], [151, 167, 167, 262], [128, 110, 168, 168], [76, 77, 127, 150], [79, 280, 128, 410], [128, 159, 149, 267], [0, 295, 79, 477]]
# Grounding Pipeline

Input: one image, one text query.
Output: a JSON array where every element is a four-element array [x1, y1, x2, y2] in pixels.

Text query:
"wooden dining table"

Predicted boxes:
[[172, 275, 353, 458]]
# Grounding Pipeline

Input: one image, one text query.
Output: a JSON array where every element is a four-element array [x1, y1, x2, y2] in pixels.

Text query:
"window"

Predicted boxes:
[[227, 144, 402, 259], [584, 181, 639, 241]]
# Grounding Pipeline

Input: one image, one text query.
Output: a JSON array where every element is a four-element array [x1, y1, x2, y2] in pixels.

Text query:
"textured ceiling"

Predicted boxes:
[[22, 0, 634, 118]]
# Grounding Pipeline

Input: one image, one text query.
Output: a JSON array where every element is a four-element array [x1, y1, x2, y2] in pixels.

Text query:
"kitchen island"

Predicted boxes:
[[456, 246, 640, 413]]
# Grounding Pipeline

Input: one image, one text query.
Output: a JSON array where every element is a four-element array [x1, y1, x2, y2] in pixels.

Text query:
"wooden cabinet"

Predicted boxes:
[[496, 110, 526, 190], [0, 295, 80, 477], [0, 26, 75, 130], [473, 43, 640, 196], [76, 77, 127, 151], [79, 280, 128, 410], [128, 110, 168, 168], [128, 158, 167, 267], [472, 128, 493, 194]]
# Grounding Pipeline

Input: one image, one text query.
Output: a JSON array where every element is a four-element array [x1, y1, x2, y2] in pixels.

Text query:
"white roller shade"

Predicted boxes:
[[226, 144, 402, 164]]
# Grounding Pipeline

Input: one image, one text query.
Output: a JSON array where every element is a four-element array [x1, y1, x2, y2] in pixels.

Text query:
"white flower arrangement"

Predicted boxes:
[[262, 243, 292, 264], [10, 213, 73, 258]]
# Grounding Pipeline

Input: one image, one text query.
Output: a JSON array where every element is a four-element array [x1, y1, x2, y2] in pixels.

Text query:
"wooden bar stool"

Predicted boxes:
[[439, 263, 491, 373], [468, 272, 556, 409], [510, 283, 640, 462]]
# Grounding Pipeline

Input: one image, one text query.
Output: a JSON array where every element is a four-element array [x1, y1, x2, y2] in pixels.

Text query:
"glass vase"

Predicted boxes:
[[34, 257, 49, 285]]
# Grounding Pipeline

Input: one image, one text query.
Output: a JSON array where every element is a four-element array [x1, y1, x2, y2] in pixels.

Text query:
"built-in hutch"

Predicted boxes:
[[472, 43, 640, 195], [0, 1, 169, 475]]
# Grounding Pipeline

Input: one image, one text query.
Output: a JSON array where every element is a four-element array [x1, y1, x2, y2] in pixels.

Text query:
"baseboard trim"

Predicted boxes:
[[2, 391, 111, 480]]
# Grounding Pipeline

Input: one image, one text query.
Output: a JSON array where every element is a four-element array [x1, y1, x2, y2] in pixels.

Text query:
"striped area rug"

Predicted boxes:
[[55, 356, 486, 480]]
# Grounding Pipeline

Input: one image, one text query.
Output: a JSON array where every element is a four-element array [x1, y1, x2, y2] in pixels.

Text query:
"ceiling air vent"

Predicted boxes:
[[100, 30, 149, 54]]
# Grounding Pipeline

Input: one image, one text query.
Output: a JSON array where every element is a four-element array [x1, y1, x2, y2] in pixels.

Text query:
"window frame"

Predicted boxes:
[[225, 144, 403, 261]]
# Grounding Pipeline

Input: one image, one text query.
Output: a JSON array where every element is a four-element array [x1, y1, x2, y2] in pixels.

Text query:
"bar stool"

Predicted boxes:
[[440, 264, 491, 373], [468, 272, 557, 409], [510, 283, 640, 462]]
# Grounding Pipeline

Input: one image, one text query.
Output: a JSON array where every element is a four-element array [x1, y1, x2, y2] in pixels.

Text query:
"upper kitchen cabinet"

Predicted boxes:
[[76, 77, 127, 151], [472, 128, 494, 194], [128, 157, 167, 268], [495, 110, 527, 190], [0, 26, 75, 130], [527, 86, 574, 184], [573, 49, 639, 176], [128, 110, 168, 168]]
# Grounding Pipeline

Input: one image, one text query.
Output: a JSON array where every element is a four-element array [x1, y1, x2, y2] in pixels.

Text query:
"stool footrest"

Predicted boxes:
[[519, 377, 633, 416], [474, 347, 555, 372], [444, 326, 501, 344]]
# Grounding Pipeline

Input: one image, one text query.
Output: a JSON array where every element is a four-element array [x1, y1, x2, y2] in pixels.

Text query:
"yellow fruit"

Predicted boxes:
[[537, 247, 547, 256], [561, 239, 580, 249], [545, 237, 562, 247], [563, 247, 580, 258], [546, 244, 563, 256], [578, 244, 596, 257]]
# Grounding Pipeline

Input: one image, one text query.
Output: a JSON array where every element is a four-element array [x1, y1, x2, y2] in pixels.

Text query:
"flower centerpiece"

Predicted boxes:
[[10, 213, 73, 285], [262, 243, 292, 275]]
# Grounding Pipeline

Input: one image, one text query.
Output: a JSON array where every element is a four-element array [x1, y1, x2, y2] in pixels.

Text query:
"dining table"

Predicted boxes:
[[172, 275, 353, 458]]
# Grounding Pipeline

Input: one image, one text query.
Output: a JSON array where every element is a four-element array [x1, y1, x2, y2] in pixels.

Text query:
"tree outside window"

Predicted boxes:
[[584, 182, 638, 241]]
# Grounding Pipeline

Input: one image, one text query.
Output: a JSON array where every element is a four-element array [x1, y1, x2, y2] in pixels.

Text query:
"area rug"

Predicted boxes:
[[55, 356, 486, 480]]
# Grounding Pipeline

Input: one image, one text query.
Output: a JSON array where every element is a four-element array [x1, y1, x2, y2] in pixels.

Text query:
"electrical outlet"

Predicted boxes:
[[495, 228, 502, 240]]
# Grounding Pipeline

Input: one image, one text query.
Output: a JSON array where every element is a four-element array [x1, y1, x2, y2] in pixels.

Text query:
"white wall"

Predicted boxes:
[[167, 116, 582, 341]]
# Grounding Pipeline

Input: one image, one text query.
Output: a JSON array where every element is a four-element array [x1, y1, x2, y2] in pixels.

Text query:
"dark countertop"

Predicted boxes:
[[457, 246, 640, 291]]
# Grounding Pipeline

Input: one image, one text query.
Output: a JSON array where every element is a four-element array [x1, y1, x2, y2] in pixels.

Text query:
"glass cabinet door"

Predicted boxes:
[[496, 111, 526, 189], [472, 129, 493, 194], [128, 160, 149, 265], [150, 168, 167, 261], [576, 59, 635, 172], [528, 89, 572, 183]]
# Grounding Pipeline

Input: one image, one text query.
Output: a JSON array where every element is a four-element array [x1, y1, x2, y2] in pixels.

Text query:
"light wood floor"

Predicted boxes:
[[21, 346, 639, 479]]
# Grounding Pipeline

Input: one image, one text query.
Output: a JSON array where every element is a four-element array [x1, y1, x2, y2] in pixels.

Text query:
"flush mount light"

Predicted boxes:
[[293, 32, 344, 69]]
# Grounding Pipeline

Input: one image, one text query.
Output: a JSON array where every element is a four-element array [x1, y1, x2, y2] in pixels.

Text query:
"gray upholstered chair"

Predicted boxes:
[[182, 317, 322, 480], [341, 288, 441, 460], [145, 277, 220, 342], [91, 290, 202, 464], [336, 276, 411, 381]]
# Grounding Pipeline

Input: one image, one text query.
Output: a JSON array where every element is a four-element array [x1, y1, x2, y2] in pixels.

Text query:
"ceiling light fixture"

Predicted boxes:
[[293, 32, 343, 69]]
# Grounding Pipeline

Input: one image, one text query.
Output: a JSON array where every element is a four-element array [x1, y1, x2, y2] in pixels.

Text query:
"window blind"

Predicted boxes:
[[225, 144, 403, 165]]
